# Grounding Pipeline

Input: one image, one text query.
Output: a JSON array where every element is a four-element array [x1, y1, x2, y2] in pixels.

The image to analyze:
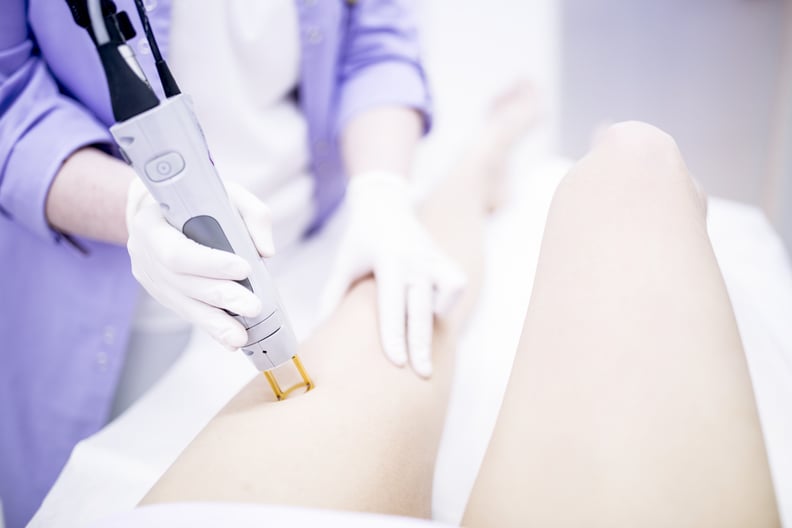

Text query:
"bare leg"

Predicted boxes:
[[463, 122, 779, 527], [139, 88, 537, 517]]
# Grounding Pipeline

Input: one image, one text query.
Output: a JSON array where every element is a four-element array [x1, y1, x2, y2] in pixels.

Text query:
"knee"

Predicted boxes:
[[559, 121, 706, 215], [585, 121, 693, 189], [596, 121, 681, 165]]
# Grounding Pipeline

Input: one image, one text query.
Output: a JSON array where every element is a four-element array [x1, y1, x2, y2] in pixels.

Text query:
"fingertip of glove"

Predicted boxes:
[[390, 358, 408, 369], [228, 258, 252, 279], [220, 325, 248, 349], [383, 343, 408, 368], [411, 354, 433, 378], [239, 296, 263, 318]]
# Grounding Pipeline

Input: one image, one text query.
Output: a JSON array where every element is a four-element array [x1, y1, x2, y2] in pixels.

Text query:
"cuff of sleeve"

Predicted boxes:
[[335, 60, 432, 138], [0, 100, 113, 243]]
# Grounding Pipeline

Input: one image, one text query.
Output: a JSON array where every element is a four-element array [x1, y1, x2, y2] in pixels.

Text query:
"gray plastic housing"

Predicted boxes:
[[111, 94, 297, 371]]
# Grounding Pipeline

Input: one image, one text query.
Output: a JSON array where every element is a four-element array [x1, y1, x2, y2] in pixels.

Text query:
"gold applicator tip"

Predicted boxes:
[[263, 355, 314, 400]]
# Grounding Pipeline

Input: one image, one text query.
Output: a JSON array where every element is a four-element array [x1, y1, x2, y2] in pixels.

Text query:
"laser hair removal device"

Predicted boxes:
[[67, 0, 312, 399]]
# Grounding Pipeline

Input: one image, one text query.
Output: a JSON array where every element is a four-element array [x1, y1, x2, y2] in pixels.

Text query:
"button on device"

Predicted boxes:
[[145, 152, 185, 182]]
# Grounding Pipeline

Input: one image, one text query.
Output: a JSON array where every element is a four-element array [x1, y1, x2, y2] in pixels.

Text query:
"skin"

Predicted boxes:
[[341, 106, 423, 178], [46, 146, 134, 245], [139, 117, 780, 526]]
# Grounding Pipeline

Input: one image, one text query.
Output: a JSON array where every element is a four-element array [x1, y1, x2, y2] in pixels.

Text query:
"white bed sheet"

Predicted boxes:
[[30, 153, 792, 527], [91, 503, 454, 528]]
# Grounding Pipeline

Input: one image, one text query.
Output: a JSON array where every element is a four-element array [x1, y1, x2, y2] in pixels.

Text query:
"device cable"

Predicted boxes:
[[132, 0, 181, 97], [86, 0, 160, 121]]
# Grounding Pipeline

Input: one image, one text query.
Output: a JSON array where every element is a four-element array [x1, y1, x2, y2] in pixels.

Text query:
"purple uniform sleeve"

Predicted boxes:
[[0, 0, 112, 243], [335, 0, 432, 136]]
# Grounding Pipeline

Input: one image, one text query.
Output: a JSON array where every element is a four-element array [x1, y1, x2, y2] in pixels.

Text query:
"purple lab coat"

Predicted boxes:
[[0, 1, 430, 525]]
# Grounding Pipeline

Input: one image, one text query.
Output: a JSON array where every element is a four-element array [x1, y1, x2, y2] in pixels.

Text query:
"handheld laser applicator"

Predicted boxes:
[[68, 0, 311, 399]]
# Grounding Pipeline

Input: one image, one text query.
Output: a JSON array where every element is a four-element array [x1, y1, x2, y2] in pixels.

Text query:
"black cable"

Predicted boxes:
[[131, 0, 181, 97], [132, 0, 164, 62], [75, 0, 159, 121]]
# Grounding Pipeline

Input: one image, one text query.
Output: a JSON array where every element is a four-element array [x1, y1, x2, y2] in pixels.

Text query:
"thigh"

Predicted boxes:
[[463, 122, 779, 527], [139, 165, 490, 518]]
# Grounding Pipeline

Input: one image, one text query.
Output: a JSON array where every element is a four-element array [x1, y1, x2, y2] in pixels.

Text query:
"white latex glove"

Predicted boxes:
[[320, 171, 467, 377], [126, 178, 275, 350]]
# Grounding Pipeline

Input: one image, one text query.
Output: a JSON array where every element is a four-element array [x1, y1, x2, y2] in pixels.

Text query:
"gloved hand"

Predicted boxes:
[[126, 178, 275, 350], [320, 171, 467, 377]]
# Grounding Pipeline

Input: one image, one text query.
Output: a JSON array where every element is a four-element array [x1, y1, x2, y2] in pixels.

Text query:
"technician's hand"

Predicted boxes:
[[320, 171, 467, 377], [126, 178, 275, 350]]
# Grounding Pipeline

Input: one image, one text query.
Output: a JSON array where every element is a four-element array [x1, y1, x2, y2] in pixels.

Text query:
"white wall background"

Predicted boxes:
[[415, 0, 560, 182], [769, 7, 792, 258], [559, 0, 790, 251], [417, 1, 790, 254]]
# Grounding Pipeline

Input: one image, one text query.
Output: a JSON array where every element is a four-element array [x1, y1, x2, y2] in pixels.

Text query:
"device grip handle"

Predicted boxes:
[[181, 214, 254, 294], [111, 94, 298, 371]]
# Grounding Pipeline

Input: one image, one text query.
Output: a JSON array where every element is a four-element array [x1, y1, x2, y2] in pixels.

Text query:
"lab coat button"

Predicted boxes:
[[306, 28, 323, 44], [96, 351, 108, 371], [137, 39, 151, 56], [103, 326, 116, 345]]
